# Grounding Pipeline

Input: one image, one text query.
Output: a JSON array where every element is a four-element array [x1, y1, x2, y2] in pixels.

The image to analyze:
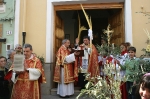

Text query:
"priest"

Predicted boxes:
[[10, 44, 46, 99], [74, 36, 99, 90], [53, 39, 80, 98]]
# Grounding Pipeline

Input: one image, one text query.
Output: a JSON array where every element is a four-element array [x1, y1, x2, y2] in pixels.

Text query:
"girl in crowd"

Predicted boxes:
[[120, 43, 128, 56], [138, 73, 150, 99], [126, 42, 131, 50], [119, 43, 128, 99]]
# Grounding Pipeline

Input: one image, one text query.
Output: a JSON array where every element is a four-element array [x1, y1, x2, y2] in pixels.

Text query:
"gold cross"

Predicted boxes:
[[103, 24, 114, 45]]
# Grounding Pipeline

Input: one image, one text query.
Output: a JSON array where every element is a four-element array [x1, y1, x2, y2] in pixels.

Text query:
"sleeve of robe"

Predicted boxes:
[[64, 53, 75, 64], [87, 48, 91, 54], [27, 68, 41, 80]]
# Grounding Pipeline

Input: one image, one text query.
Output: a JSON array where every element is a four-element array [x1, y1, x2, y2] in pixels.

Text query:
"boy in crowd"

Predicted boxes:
[[118, 47, 139, 99]]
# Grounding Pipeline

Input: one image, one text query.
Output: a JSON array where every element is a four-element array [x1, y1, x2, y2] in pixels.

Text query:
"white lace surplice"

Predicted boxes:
[[57, 68, 74, 96], [57, 53, 75, 96]]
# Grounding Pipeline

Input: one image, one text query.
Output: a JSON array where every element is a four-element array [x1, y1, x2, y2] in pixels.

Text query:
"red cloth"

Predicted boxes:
[[120, 51, 128, 99], [4, 70, 12, 80], [121, 50, 127, 55], [99, 61, 102, 66], [107, 56, 113, 63], [106, 56, 116, 65], [54, 45, 77, 83], [11, 56, 46, 99], [120, 82, 128, 99], [98, 56, 107, 65]]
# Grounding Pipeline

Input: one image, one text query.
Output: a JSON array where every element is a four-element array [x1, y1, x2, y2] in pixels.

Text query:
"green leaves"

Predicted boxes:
[[37, 56, 45, 66], [96, 44, 121, 57]]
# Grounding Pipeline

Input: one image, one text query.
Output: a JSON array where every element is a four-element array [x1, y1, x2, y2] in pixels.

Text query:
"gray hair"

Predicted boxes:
[[7, 49, 15, 58], [62, 39, 69, 45], [23, 44, 33, 50], [15, 44, 21, 48]]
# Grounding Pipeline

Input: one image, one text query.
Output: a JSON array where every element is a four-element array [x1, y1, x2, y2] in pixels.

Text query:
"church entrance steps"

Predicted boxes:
[[42, 94, 92, 99], [51, 87, 81, 95]]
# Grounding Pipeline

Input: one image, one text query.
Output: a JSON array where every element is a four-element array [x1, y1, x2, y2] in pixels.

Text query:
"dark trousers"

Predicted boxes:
[[0, 96, 10, 99], [126, 81, 136, 99], [78, 73, 88, 90]]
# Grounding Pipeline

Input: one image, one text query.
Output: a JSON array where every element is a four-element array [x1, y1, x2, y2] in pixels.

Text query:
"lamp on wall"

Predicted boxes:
[[22, 32, 26, 46], [0, 38, 6, 43]]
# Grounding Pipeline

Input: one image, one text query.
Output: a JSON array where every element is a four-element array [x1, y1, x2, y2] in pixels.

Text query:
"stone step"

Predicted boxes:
[[51, 87, 81, 96]]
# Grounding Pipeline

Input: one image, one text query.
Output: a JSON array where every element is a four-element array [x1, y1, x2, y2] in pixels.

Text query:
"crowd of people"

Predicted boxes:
[[54, 36, 150, 99], [1, 37, 150, 99], [0, 44, 46, 99]]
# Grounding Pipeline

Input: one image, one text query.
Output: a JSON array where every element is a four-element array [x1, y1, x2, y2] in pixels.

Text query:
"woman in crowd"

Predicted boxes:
[[0, 56, 10, 99], [6, 49, 16, 98], [115, 43, 128, 99], [6, 49, 16, 69], [119, 43, 128, 99]]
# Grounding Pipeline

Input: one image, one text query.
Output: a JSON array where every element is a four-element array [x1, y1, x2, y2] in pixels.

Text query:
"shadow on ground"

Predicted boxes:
[[42, 95, 91, 99]]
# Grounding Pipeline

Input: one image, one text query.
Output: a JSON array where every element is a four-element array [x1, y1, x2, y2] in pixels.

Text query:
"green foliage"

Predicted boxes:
[[141, 48, 150, 57], [110, 45, 121, 57], [96, 44, 109, 56], [37, 56, 45, 66], [96, 44, 121, 57], [76, 63, 126, 99], [128, 58, 150, 94]]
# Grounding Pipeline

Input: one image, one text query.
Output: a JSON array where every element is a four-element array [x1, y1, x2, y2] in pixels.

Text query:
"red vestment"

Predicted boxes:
[[74, 44, 99, 78], [53, 45, 78, 83], [11, 56, 46, 99]]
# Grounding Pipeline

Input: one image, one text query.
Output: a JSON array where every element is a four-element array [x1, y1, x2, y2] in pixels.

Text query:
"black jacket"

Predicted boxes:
[[0, 68, 10, 97]]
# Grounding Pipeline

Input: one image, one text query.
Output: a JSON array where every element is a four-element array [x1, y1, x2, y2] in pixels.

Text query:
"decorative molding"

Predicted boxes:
[[54, 3, 123, 11], [124, 0, 132, 44], [46, 0, 53, 63], [14, 0, 20, 47]]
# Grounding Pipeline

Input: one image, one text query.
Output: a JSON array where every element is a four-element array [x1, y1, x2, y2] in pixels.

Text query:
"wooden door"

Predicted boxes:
[[0, 24, 2, 55], [108, 8, 125, 45], [52, 12, 64, 88], [54, 13, 64, 58]]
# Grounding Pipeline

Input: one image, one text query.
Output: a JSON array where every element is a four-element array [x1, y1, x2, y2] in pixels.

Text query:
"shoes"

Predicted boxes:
[[66, 95, 70, 98], [59, 95, 66, 98], [59, 95, 70, 98]]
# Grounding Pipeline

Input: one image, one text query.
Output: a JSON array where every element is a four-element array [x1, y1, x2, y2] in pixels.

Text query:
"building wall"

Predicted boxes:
[[15, 0, 150, 95], [131, 0, 150, 57], [18, 0, 128, 63], [0, 0, 15, 57], [18, 0, 47, 59], [18, 0, 149, 58]]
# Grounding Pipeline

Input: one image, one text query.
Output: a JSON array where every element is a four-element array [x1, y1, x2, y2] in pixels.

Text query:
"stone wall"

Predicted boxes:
[[41, 63, 54, 95]]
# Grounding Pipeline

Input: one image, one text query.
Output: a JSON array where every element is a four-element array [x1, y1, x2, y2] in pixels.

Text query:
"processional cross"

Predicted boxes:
[[103, 24, 114, 46]]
